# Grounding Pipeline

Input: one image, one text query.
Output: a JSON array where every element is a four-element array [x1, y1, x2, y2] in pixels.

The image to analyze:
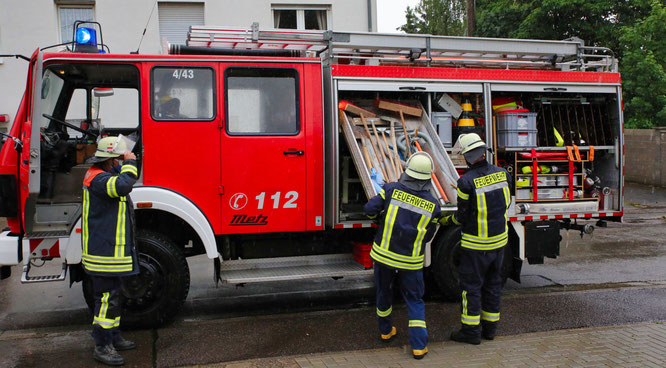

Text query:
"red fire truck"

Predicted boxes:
[[0, 24, 624, 327]]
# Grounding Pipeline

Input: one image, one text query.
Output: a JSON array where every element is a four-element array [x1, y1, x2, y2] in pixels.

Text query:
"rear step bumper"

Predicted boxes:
[[0, 231, 20, 266], [218, 254, 372, 284]]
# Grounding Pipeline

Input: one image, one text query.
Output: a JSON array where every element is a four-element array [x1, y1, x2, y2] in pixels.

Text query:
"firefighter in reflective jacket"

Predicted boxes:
[[364, 152, 441, 360], [82, 136, 139, 366], [440, 133, 512, 345]]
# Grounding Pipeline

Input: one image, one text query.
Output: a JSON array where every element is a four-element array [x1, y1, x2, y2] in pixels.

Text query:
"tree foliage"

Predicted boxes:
[[619, 2, 666, 128], [398, 0, 466, 36]]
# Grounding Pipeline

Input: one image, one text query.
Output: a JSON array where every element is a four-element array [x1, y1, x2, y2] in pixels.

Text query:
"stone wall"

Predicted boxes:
[[625, 128, 666, 187]]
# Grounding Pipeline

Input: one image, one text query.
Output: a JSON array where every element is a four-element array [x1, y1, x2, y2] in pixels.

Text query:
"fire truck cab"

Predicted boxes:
[[0, 25, 624, 327]]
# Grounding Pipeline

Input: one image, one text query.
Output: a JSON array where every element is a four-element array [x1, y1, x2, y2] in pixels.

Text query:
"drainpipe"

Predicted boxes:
[[367, 0, 373, 32]]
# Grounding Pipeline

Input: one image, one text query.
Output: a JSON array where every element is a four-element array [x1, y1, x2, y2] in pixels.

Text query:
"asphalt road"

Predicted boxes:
[[0, 183, 665, 367]]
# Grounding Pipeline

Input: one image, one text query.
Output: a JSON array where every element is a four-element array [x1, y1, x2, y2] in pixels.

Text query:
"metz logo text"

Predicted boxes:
[[230, 214, 269, 226]]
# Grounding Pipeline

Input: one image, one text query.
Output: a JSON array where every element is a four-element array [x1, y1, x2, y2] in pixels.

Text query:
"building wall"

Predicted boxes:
[[0, 0, 377, 133], [625, 128, 666, 187]]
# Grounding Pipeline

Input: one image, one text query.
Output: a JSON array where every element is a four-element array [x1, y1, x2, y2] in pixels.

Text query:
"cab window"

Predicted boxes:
[[225, 67, 300, 135], [151, 67, 215, 120]]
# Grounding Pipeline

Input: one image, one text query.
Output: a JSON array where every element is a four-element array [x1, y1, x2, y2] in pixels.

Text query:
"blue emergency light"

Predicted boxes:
[[75, 27, 97, 47]]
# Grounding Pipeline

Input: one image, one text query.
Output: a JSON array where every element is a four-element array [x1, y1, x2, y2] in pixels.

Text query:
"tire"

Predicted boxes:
[[430, 226, 463, 301], [429, 226, 515, 301], [82, 230, 190, 328]]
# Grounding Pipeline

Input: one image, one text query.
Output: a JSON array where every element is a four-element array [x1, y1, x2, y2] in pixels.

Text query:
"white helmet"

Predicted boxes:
[[405, 152, 433, 180], [458, 133, 487, 163]]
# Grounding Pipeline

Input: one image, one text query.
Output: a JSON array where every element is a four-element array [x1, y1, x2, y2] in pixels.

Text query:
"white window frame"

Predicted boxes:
[[272, 5, 330, 30], [57, 5, 95, 43]]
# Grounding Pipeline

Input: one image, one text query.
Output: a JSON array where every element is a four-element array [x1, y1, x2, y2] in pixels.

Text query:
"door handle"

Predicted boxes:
[[399, 86, 426, 91], [283, 150, 304, 156]]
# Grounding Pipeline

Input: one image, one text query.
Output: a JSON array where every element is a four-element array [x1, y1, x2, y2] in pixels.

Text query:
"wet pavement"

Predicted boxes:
[[0, 182, 665, 367]]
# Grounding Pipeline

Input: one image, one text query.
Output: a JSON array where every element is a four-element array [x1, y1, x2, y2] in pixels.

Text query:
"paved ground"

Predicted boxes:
[[209, 322, 666, 368]]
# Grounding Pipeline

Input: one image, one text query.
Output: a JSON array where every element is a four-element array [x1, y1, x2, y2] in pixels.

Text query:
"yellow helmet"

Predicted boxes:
[[405, 152, 433, 180], [459, 133, 486, 154], [94, 136, 127, 158]]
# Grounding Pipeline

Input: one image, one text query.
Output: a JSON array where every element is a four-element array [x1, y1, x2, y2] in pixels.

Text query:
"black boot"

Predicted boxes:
[[94, 344, 124, 366], [113, 337, 137, 351], [481, 321, 497, 340], [450, 329, 481, 345]]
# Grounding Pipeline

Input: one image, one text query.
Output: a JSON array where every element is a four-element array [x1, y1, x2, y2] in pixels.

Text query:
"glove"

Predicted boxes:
[[439, 215, 453, 226]]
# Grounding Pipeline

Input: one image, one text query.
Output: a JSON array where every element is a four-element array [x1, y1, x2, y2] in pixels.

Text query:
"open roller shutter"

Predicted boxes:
[[158, 2, 204, 45]]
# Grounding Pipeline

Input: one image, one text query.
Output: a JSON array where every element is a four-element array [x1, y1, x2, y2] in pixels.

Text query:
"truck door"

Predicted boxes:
[[220, 64, 306, 234]]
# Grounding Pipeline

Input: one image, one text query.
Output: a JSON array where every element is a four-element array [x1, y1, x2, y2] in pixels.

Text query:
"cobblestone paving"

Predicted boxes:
[[212, 322, 666, 368]]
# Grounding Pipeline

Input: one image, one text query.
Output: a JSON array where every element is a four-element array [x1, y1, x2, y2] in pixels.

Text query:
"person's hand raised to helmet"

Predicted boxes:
[[124, 152, 136, 161]]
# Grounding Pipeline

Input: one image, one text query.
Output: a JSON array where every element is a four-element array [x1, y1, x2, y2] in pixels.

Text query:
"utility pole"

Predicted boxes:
[[466, 0, 475, 36]]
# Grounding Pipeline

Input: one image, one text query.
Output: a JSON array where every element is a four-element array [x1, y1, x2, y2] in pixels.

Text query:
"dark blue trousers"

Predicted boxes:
[[374, 262, 427, 350], [457, 247, 504, 337], [90, 276, 123, 346]]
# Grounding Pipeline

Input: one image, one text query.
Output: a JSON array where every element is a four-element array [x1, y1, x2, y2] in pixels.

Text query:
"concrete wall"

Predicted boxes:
[[625, 128, 666, 187], [0, 0, 377, 134]]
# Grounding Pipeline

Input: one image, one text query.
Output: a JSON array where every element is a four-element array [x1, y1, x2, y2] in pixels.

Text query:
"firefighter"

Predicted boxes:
[[364, 152, 441, 360], [82, 136, 139, 366], [440, 133, 512, 345]]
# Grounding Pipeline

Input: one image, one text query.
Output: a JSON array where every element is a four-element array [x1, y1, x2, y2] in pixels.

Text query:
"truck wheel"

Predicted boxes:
[[430, 227, 515, 301], [431, 226, 462, 301], [82, 230, 190, 328]]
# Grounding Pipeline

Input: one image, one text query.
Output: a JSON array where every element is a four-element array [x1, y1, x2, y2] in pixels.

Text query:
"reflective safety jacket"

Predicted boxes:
[[451, 160, 511, 251], [82, 160, 139, 276], [364, 182, 441, 270]]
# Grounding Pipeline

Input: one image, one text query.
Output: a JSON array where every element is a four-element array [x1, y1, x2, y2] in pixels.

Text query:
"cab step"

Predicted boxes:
[[218, 254, 371, 284], [21, 261, 67, 283]]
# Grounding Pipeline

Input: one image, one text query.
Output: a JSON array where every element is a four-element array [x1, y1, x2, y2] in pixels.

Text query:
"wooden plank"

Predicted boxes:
[[375, 99, 422, 117]]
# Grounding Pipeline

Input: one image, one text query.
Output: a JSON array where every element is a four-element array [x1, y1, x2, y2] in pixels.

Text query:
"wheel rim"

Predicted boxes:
[[122, 251, 166, 313]]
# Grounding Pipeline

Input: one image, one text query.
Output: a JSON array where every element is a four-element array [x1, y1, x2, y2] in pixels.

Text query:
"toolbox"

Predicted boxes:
[[496, 112, 537, 130], [497, 129, 538, 148]]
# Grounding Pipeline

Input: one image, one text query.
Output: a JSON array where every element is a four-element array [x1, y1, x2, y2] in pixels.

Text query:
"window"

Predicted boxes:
[[158, 2, 204, 45], [58, 6, 94, 43], [152, 67, 215, 120], [66, 88, 139, 134], [225, 68, 299, 135], [273, 7, 328, 30]]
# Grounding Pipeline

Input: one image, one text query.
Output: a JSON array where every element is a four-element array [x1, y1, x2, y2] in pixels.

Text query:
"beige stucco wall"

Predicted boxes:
[[0, 0, 377, 133], [625, 128, 666, 187]]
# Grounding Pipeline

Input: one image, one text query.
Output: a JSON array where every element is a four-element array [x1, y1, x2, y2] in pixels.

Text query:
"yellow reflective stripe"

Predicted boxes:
[[412, 215, 428, 257], [107, 176, 119, 198], [477, 193, 487, 238], [367, 214, 377, 219], [461, 239, 507, 250], [481, 310, 500, 322], [113, 316, 121, 327], [457, 187, 469, 200], [372, 243, 425, 263], [99, 292, 109, 320], [462, 231, 508, 243], [93, 316, 116, 329], [82, 261, 133, 272], [408, 320, 426, 328], [82, 254, 132, 263], [377, 307, 392, 317], [82, 188, 90, 254], [120, 198, 126, 258], [379, 189, 385, 199], [503, 186, 510, 210], [462, 290, 468, 317], [370, 249, 423, 270], [462, 314, 480, 325], [381, 204, 398, 249], [120, 164, 137, 175]]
